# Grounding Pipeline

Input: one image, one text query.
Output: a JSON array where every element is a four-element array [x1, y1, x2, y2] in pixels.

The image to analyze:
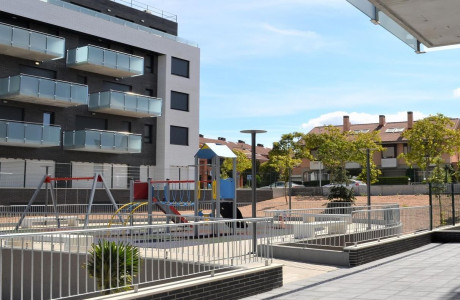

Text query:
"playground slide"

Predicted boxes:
[[153, 198, 189, 223], [219, 202, 247, 228]]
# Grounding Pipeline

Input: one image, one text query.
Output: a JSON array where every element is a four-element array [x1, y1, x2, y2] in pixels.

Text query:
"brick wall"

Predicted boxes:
[[135, 266, 283, 300], [346, 233, 432, 267]]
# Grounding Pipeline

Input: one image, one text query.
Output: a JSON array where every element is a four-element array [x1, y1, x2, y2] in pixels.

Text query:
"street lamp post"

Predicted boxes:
[[241, 129, 266, 253]]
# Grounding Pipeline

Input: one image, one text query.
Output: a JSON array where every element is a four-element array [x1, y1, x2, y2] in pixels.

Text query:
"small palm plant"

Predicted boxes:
[[84, 240, 141, 295]]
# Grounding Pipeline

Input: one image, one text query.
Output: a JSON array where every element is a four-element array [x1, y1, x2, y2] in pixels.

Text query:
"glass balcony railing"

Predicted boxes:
[[0, 119, 61, 147], [63, 129, 142, 153], [0, 22, 65, 61], [67, 45, 144, 77], [0, 74, 88, 107], [43, 0, 198, 47], [89, 90, 162, 118]]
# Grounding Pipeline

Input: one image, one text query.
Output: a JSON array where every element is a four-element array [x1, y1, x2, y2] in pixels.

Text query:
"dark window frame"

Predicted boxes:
[[170, 125, 188, 146], [171, 57, 190, 78], [171, 91, 189, 112], [144, 124, 153, 144]]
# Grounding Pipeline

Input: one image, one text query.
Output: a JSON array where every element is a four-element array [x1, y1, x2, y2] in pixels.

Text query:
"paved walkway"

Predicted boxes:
[[244, 243, 460, 300]]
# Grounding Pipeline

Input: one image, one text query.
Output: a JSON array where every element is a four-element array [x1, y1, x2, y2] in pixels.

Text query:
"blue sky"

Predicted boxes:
[[146, 0, 460, 147]]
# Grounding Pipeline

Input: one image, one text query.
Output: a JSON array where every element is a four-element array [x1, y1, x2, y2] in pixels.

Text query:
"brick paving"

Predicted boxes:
[[244, 243, 460, 300]]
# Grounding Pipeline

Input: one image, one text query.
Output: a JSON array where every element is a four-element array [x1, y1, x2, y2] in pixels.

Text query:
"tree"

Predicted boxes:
[[399, 113, 460, 181], [84, 240, 141, 295], [303, 126, 383, 185], [267, 132, 306, 203], [221, 149, 252, 187]]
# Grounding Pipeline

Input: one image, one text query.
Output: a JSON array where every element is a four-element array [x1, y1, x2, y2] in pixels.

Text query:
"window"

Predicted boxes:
[[0, 105, 23, 121], [144, 124, 152, 143], [385, 128, 404, 133], [75, 116, 106, 130], [43, 112, 55, 125], [145, 89, 154, 97], [170, 126, 188, 146], [382, 145, 396, 158], [171, 91, 189, 111], [145, 55, 154, 74], [171, 57, 189, 78], [19, 65, 56, 79], [352, 129, 369, 134], [102, 81, 131, 92], [121, 121, 131, 132]]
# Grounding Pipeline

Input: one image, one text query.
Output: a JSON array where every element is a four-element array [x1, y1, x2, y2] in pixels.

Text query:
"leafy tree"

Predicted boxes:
[[84, 240, 141, 295], [303, 126, 383, 185], [399, 113, 460, 181], [268, 132, 306, 203], [221, 149, 252, 186]]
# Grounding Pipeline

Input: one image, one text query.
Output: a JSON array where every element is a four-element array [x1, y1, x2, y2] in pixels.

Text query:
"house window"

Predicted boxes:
[[43, 112, 55, 125], [75, 116, 106, 130], [144, 124, 152, 143], [382, 145, 396, 158], [170, 126, 188, 146], [121, 121, 131, 133], [145, 55, 154, 74], [171, 57, 189, 78], [171, 91, 189, 111]]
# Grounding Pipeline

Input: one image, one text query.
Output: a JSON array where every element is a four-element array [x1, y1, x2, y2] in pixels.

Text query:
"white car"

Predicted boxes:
[[323, 179, 367, 188], [261, 181, 303, 188]]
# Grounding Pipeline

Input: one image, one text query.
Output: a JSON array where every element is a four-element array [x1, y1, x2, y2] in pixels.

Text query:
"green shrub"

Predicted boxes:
[[84, 240, 141, 295], [375, 176, 409, 185], [327, 186, 356, 203]]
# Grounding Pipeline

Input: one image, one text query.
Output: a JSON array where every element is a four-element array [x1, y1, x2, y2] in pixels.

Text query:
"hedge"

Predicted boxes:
[[376, 176, 409, 185]]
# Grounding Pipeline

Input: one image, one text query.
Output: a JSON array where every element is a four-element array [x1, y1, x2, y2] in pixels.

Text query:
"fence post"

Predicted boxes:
[[429, 183, 433, 231], [452, 183, 456, 226]]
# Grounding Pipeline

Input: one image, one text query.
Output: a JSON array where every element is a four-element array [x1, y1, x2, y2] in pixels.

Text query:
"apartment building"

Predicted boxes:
[[295, 112, 460, 182], [0, 0, 200, 190]]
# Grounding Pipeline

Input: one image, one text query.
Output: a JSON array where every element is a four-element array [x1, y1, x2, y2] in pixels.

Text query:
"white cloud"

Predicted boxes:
[[301, 111, 427, 132], [453, 88, 460, 98]]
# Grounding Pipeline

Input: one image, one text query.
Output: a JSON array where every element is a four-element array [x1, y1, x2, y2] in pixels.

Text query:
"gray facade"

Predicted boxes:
[[0, 0, 200, 190]]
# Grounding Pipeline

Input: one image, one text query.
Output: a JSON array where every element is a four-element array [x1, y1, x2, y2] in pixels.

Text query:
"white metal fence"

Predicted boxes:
[[0, 202, 253, 233], [265, 205, 430, 248], [0, 218, 273, 299]]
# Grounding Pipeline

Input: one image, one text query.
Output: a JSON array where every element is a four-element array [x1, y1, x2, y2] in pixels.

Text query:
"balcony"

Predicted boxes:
[[381, 158, 398, 168], [0, 22, 65, 61], [66, 45, 144, 77], [63, 129, 141, 153], [310, 161, 323, 170], [0, 120, 60, 148], [0, 74, 88, 107], [89, 90, 162, 118], [345, 162, 361, 169]]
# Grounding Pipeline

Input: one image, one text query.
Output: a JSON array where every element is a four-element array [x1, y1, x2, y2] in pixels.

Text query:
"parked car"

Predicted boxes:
[[323, 179, 367, 188], [260, 181, 303, 188]]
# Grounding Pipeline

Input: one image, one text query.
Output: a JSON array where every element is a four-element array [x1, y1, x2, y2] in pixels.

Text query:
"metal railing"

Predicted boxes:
[[0, 21, 65, 59], [43, 0, 198, 47], [0, 218, 273, 299], [110, 0, 177, 22], [0, 119, 61, 147], [0, 202, 253, 233], [89, 90, 162, 117], [67, 45, 144, 76], [265, 206, 430, 248], [0, 74, 88, 105], [63, 129, 142, 153]]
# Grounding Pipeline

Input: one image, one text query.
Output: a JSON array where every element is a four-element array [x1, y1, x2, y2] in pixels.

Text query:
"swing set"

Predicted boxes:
[[15, 172, 118, 230]]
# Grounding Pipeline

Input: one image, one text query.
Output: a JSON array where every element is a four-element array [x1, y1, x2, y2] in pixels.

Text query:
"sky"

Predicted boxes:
[[145, 0, 460, 148]]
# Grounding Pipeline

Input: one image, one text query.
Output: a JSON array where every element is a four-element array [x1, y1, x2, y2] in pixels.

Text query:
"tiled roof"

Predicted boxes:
[[199, 137, 271, 162], [309, 118, 460, 144]]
